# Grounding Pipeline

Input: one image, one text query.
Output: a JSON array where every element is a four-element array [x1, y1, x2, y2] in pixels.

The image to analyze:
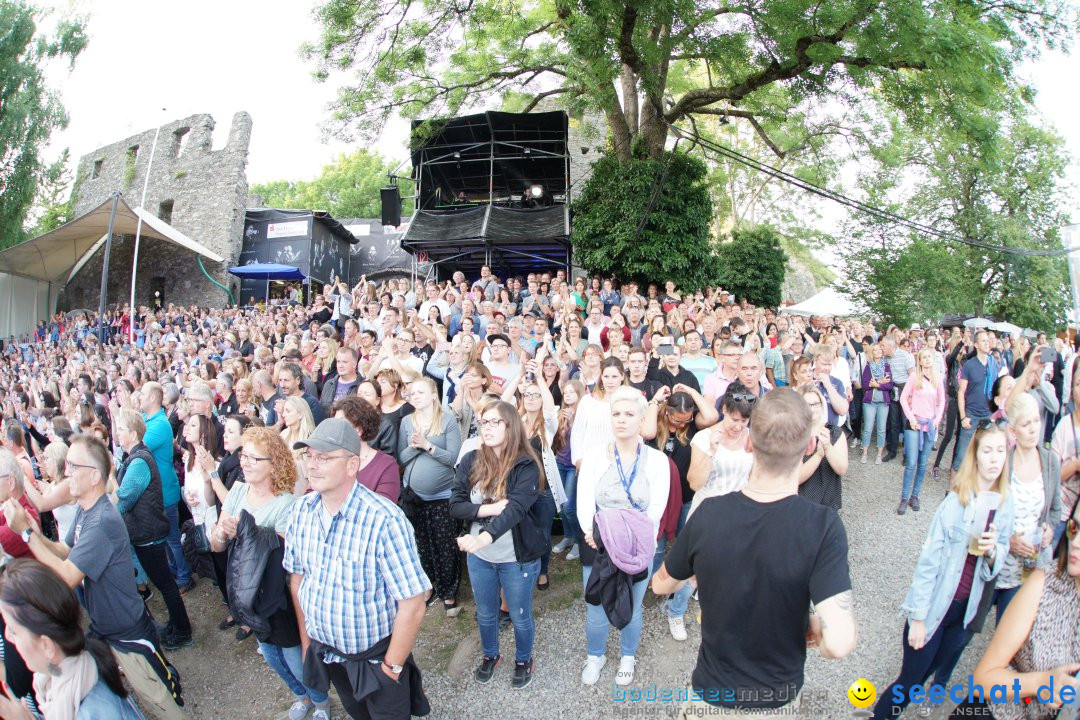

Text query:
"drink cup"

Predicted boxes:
[[968, 491, 1000, 556]]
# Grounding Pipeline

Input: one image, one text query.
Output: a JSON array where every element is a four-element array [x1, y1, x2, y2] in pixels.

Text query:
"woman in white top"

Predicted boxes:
[[22, 441, 77, 542], [570, 357, 626, 472], [577, 386, 670, 688], [686, 390, 755, 515]]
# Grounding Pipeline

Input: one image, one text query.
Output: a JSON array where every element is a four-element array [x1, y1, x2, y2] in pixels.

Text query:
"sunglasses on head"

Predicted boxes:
[[731, 392, 758, 405], [976, 418, 1009, 431]]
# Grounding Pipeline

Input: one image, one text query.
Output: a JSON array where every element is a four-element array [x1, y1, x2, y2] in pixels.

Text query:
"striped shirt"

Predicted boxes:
[[283, 481, 431, 661]]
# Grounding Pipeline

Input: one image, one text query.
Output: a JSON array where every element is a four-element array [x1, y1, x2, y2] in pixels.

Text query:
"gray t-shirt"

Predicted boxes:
[[469, 486, 517, 564], [223, 482, 295, 533], [66, 495, 146, 638]]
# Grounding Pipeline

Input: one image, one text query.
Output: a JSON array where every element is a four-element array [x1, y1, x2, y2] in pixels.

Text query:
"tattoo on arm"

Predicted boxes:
[[834, 590, 854, 612]]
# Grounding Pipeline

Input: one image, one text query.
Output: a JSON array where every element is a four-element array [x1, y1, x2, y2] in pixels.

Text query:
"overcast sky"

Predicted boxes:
[[39, 0, 1080, 224]]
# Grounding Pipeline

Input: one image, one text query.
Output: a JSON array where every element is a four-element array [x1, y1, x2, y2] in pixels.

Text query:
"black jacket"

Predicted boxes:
[[449, 451, 546, 563], [318, 374, 358, 412], [583, 519, 647, 630], [116, 444, 169, 546], [227, 510, 281, 637]]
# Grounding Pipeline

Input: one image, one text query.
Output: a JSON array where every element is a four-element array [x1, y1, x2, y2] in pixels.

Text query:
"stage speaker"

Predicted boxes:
[[380, 186, 401, 227]]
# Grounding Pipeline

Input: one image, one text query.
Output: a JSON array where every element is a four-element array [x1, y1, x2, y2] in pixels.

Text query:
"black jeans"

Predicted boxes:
[[849, 387, 864, 439], [872, 599, 973, 720], [886, 384, 905, 454], [934, 396, 960, 470], [326, 658, 412, 720], [134, 542, 192, 637]]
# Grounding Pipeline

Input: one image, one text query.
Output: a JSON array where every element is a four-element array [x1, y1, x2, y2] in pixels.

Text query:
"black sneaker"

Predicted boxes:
[[138, 585, 154, 603], [512, 659, 534, 689], [162, 630, 193, 650], [475, 655, 500, 683], [499, 610, 511, 630]]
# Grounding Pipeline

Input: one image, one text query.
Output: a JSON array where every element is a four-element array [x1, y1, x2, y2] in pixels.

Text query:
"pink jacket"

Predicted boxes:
[[900, 375, 946, 427]]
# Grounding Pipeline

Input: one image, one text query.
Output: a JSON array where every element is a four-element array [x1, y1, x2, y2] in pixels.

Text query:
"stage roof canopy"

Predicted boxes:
[[0, 195, 224, 285]]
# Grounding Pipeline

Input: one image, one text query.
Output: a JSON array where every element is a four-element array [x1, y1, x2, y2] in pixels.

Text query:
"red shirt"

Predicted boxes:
[[0, 494, 41, 558]]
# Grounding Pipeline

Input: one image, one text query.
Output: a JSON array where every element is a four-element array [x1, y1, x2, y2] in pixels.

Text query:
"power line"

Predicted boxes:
[[668, 123, 1074, 258]]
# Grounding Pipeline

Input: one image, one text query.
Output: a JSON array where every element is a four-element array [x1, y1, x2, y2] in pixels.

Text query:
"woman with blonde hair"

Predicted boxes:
[[397, 377, 463, 616], [312, 337, 339, 396], [898, 347, 946, 514], [279, 396, 315, 494], [23, 441, 77, 541], [872, 422, 1014, 720]]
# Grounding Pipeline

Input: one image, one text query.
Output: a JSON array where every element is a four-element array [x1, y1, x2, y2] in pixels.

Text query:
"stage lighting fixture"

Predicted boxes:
[[528, 184, 544, 198]]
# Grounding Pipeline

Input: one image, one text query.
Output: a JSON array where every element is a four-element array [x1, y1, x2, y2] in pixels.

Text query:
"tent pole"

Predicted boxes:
[[97, 192, 121, 342], [129, 112, 165, 343]]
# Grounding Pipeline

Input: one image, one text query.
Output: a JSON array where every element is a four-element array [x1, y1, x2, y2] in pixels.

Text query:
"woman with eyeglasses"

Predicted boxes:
[[502, 353, 562, 591], [872, 422, 1014, 720], [797, 385, 850, 512], [954, 496, 1080, 720], [398, 378, 463, 617], [577, 386, 670, 687], [0, 559, 145, 720], [897, 348, 946, 515], [210, 428, 331, 720], [450, 400, 547, 689]]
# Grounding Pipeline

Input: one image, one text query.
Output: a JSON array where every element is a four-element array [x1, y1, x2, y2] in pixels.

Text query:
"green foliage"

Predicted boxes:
[[0, 0, 87, 249], [25, 149, 75, 237], [841, 106, 1072, 330], [714, 226, 787, 308], [306, 0, 1075, 166], [250, 150, 412, 219], [123, 147, 137, 189], [571, 149, 717, 290]]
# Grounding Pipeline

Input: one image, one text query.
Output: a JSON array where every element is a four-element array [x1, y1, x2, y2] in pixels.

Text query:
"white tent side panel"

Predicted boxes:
[[0, 274, 55, 340]]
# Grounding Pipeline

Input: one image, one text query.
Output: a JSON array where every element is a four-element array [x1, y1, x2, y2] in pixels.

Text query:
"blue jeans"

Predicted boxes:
[[557, 461, 581, 545], [467, 554, 539, 662], [902, 427, 933, 500], [861, 402, 888, 449], [582, 565, 649, 657], [656, 502, 694, 619], [131, 547, 148, 586], [536, 491, 558, 576], [951, 421, 982, 472], [164, 503, 191, 586], [257, 640, 328, 704]]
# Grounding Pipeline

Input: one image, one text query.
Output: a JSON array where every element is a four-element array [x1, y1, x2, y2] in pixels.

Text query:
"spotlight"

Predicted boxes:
[[523, 147, 532, 156], [453, 151, 461, 159], [528, 184, 544, 199]]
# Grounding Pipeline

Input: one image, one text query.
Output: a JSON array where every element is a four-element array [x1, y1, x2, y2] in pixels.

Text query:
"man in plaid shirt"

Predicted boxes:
[[286, 418, 431, 719]]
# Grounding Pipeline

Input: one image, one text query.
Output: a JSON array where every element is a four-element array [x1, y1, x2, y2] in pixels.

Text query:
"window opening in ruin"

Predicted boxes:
[[158, 200, 174, 225], [128, 145, 139, 162], [92, 159, 103, 179], [172, 127, 190, 158]]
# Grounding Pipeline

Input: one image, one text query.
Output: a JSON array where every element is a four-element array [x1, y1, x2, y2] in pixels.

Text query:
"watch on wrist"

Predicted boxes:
[[21, 528, 32, 543], [383, 660, 403, 675], [210, 470, 220, 480]]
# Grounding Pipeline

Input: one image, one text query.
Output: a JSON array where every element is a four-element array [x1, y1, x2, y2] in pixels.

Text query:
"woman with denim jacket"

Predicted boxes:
[[872, 422, 1015, 720], [450, 400, 546, 690]]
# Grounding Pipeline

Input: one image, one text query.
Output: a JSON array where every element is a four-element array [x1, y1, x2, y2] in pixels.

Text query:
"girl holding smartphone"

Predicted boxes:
[[873, 421, 1015, 720]]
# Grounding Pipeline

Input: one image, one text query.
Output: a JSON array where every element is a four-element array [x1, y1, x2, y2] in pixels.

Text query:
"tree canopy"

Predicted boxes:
[[306, 0, 1074, 165], [250, 150, 410, 220], [715, 226, 787, 308], [0, 0, 86, 249]]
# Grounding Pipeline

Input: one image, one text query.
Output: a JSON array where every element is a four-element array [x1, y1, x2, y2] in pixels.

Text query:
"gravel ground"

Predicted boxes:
[[167, 450, 992, 720]]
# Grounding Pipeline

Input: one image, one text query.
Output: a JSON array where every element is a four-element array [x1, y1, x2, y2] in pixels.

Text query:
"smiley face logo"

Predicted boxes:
[[848, 679, 876, 709]]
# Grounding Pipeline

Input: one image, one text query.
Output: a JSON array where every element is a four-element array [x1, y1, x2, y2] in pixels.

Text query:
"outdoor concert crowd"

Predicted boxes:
[[0, 266, 1077, 720]]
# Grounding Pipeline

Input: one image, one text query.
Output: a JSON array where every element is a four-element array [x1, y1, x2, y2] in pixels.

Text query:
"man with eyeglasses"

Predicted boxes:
[[583, 306, 608, 346], [703, 341, 742, 403], [285, 419, 430, 720], [4, 435, 187, 719], [369, 330, 424, 382], [483, 333, 519, 394]]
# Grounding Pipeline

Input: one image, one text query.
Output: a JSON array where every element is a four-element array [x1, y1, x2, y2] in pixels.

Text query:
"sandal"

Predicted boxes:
[[235, 626, 253, 641], [218, 617, 236, 630]]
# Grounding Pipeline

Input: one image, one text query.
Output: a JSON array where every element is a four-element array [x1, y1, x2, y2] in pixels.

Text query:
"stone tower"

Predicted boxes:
[[62, 112, 252, 310]]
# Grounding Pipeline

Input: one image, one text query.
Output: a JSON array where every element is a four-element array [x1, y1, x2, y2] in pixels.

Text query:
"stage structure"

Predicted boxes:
[[398, 111, 571, 277], [236, 209, 357, 304]]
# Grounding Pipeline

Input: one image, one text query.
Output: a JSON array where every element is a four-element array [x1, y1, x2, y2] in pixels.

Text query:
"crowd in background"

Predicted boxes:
[[0, 266, 1077, 720]]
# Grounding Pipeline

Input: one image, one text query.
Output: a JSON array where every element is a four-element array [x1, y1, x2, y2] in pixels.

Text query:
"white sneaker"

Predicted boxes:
[[288, 700, 312, 720], [566, 543, 580, 561], [581, 655, 606, 685], [615, 655, 636, 686], [668, 615, 687, 641], [552, 537, 573, 553]]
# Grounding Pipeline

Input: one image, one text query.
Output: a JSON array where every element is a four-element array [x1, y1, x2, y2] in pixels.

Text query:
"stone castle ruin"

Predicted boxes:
[[61, 112, 252, 310]]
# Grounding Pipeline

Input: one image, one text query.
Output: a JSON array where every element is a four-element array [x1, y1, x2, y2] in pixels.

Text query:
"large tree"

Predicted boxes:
[[251, 150, 410, 219], [305, 0, 1072, 165], [0, 0, 86, 249]]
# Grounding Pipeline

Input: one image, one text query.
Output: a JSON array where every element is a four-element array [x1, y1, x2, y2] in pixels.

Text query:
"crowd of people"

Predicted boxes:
[[0, 265, 1077, 720]]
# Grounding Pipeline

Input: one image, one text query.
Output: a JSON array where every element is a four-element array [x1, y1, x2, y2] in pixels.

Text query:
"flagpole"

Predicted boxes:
[[129, 109, 166, 343]]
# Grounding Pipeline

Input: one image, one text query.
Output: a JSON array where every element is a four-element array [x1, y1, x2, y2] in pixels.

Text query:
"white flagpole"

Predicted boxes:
[[129, 109, 166, 343]]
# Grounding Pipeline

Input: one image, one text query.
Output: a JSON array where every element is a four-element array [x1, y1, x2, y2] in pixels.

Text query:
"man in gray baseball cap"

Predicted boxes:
[[291, 417, 363, 457], [284, 418, 431, 719]]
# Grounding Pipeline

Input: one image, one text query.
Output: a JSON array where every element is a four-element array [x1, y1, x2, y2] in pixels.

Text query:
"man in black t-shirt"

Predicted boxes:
[[653, 389, 856, 715]]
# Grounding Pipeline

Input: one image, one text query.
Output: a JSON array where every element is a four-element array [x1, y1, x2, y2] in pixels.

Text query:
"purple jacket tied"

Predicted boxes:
[[595, 507, 656, 575]]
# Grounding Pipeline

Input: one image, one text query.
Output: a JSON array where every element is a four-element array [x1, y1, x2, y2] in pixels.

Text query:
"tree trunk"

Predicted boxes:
[[621, 65, 639, 137], [638, 113, 668, 159]]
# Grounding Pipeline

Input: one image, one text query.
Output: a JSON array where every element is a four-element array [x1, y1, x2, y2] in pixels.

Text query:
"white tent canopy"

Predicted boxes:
[[0, 195, 224, 338], [781, 286, 859, 317]]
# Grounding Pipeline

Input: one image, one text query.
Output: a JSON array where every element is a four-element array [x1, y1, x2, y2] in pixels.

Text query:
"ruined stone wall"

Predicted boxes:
[[62, 112, 251, 310]]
